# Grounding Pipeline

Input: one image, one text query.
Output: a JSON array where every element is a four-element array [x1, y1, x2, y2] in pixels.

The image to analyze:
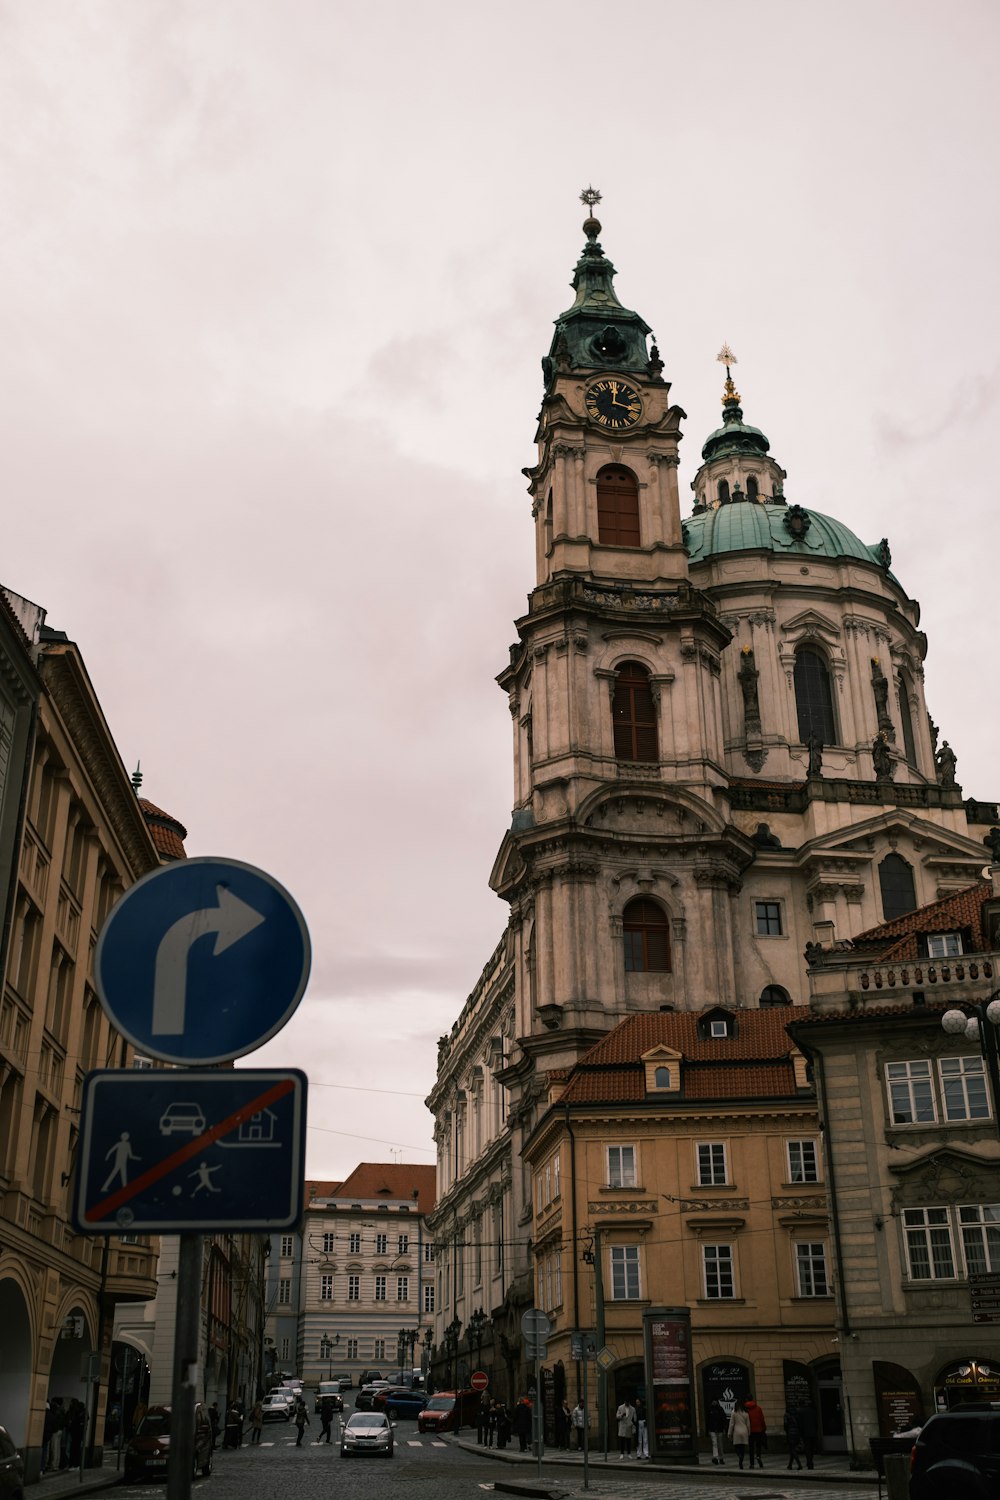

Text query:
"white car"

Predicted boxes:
[[340, 1411, 395, 1458], [261, 1393, 293, 1423]]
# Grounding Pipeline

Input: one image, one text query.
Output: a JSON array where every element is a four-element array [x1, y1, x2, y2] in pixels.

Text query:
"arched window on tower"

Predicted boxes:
[[898, 677, 917, 766], [759, 985, 791, 1008], [623, 897, 671, 972], [794, 648, 837, 744], [879, 853, 917, 921], [717, 478, 730, 504], [613, 662, 658, 762], [746, 475, 759, 501], [596, 465, 640, 547]]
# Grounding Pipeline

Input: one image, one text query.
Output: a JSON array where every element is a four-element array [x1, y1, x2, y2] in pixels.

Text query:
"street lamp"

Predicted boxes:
[[319, 1333, 339, 1378], [421, 1327, 433, 1379], [444, 1318, 462, 1390], [942, 992, 1000, 1141], [466, 1307, 488, 1374]]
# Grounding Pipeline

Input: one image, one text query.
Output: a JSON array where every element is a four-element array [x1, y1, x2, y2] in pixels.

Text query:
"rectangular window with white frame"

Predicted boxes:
[[348, 1276, 360, 1301], [423, 1283, 435, 1314], [607, 1144, 637, 1189], [939, 1057, 990, 1120], [398, 1233, 409, 1255], [703, 1244, 735, 1299], [903, 1207, 957, 1280], [278, 1278, 291, 1305], [553, 1153, 561, 1199], [553, 1251, 562, 1306], [885, 1060, 937, 1124], [320, 1274, 333, 1301], [322, 1231, 335, 1253], [697, 1142, 728, 1186], [397, 1275, 409, 1302], [423, 1241, 435, 1263], [927, 933, 963, 957], [959, 1204, 1000, 1274], [280, 1337, 290, 1361], [609, 1244, 641, 1300], [375, 1233, 388, 1255], [280, 1235, 293, 1259], [347, 1338, 358, 1360], [787, 1139, 819, 1184], [795, 1241, 830, 1297], [374, 1338, 386, 1360], [349, 1232, 361, 1254], [374, 1275, 386, 1301]]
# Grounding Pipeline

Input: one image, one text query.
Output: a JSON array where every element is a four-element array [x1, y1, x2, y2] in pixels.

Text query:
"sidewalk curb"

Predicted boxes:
[[449, 1433, 878, 1485]]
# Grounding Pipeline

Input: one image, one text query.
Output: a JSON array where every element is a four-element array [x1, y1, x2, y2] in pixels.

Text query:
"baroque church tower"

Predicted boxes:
[[426, 195, 996, 1383]]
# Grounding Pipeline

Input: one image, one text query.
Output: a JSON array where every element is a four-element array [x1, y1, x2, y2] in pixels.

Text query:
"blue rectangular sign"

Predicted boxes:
[[73, 1068, 307, 1233]]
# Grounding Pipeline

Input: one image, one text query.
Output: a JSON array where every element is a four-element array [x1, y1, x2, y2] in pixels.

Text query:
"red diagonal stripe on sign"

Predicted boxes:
[[85, 1076, 296, 1222]]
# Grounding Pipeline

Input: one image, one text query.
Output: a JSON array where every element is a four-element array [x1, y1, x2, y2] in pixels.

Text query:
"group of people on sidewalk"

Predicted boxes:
[[41, 1397, 86, 1474], [708, 1395, 818, 1470]]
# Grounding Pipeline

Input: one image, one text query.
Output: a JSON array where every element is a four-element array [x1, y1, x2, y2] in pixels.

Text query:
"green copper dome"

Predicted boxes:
[[684, 502, 894, 573]]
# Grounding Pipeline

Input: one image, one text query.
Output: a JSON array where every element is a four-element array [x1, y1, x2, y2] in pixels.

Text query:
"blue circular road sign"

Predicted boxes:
[[95, 857, 311, 1064]]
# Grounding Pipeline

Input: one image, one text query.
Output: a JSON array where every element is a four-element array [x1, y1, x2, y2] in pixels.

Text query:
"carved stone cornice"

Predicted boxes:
[[40, 648, 158, 879], [587, 1200, 658, 1215]]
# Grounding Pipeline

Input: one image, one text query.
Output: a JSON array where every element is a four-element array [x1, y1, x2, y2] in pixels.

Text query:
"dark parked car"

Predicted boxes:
[[910, 1407, 1000, 1500], [372, 1387, 427, 1420], [0, 1426, 24, 1500], [123, 1404, 213, 1482], [354, 1382, 392, 1412]]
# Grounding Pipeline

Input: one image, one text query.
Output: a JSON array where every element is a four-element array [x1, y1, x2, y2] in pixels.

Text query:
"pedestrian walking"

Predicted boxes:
[[495, 1401, 511, 1449], [555, 1399, 571, 1450], [318, 1395, 336, 1445], [797, 1401, 818, 1469], [571, 1400, 587, 1450], [635, 1396, 648, 1459], [783, 1405, 803, 1469], [707, 1398, 727, 1464], [207, 1402, 220, 1450], [224, 1404, 242, 1448], [249, 1400, 263, 1445], [477, 1392, 491, 1444], [513, 1397, 532, 1453], [615, 1396, 636, 1459], [745, 1396, 767, 1469], [293, 1396, 310, 1446], [728, 1399, 751, 1469]]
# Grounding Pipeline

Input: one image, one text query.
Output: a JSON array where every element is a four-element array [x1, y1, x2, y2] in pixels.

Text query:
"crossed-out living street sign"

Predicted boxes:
[[73, 1068, 307, 1233], [95, 857, 311, 1066]]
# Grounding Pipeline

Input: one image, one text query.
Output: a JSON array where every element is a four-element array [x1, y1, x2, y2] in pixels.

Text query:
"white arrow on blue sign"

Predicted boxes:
[[95, 857, 311, 1065]]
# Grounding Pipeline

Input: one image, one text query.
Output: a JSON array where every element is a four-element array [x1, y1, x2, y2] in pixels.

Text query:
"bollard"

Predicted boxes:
[[884, 1450, 910, 1500]]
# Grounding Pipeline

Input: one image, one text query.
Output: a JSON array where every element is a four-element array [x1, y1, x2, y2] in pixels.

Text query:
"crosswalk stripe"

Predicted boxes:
[[431, 1440, 447, 1447]]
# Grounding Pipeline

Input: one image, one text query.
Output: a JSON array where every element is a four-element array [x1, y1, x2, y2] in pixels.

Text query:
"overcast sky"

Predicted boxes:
[[3, 1, 997, 1181]]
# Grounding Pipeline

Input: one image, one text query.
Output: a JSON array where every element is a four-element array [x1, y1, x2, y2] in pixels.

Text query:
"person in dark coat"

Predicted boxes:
[[513, 1397, 533, 1453], [554, 1399, 570, 1451], [293, 1397, 309, 1447], [797, 1401, 818, 1469], [783, 1406, 803, 1469], [495, 1401, 511, 1449], [707, 1398, 727, 1464], [477, 1393, 491, 1444], [318, 1395, 336, 1444], [208, 1402, 220, 1449]]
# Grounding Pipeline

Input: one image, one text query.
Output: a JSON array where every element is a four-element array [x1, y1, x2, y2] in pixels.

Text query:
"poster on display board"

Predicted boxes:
[[643, 1307, 698, 1466]]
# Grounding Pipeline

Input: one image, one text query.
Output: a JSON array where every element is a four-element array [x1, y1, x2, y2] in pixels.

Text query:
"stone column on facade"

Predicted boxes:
[[650, 672, 676, 764], [839, 620, 873, 753], [532, 643, 551, 765]]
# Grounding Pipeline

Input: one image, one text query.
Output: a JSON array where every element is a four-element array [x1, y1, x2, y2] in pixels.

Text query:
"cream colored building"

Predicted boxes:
[[523, 1005, 839, 1452], [0, 620, 165, 1479], [426, 206, 997, 1419]]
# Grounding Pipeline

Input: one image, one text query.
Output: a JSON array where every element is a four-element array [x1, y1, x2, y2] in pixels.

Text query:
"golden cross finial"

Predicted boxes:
[[717, 343, 737, 373]]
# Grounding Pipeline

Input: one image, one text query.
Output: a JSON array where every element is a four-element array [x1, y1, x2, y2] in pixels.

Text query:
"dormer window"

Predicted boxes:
[[926, 933, 963, 958], [710, 1020, 728, 1039], [654, 1065, 671, 1088]]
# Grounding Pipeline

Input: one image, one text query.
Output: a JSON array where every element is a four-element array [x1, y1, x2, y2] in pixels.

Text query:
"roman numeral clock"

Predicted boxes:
[[585, 378, 643, 430]]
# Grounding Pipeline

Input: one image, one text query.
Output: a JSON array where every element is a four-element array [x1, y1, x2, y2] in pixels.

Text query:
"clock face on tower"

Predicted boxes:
[[585, 379, 642, 430]]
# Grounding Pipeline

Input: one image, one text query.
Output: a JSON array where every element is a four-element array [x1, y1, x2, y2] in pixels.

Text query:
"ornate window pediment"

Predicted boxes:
[[889, 1146, 998, 1210]]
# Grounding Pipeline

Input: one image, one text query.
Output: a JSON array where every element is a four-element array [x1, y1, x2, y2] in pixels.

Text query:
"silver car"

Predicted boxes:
[[340, 1411, 394, 1458]]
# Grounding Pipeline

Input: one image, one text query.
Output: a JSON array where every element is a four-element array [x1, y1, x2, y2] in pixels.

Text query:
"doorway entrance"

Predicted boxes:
[[814, 1359, 846, 1452]]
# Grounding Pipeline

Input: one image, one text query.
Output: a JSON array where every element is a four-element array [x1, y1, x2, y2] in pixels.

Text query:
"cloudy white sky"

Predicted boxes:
[[3, 2, 997, 1180]]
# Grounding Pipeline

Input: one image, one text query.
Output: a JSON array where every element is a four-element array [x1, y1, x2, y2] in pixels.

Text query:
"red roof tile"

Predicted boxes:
[[321, 1162, 437, 1215], [850, 881, 993, 959], [139, 798, 188, 861], [578, 1006, 801, 1066]]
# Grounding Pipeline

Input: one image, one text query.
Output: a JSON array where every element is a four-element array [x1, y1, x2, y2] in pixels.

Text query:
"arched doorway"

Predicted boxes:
[[0, 1278, 32, 1447], [934, 1357, 1000, 1411]]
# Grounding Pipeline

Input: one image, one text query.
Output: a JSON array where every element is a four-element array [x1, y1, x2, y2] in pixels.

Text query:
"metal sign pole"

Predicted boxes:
[[166, 1234, 202, 1500], [535, 1352, 543, 1478], [582, 1348, 590, 1491]]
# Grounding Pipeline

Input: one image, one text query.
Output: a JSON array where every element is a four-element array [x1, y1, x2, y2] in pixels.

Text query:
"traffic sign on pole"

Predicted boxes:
[[94, 857, 311, 1064], [470, 1371, 489, 1391], [72, 1068, 307, 1233], [521, 1308, 552, 1341]]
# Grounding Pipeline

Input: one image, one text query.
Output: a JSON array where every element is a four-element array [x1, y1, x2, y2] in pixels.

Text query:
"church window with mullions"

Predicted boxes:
[[794, 648, 837, 743], [623, 897, 671, 972], [613, 662, 658, 761], [596, 465, 640, 547]]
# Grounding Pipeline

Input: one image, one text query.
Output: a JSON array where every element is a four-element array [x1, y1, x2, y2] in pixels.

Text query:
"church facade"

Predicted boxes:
[[425, 200, 996, 1437]]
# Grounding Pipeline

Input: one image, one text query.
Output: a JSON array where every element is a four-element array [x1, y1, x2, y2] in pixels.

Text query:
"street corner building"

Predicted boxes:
[[425, 199, 999, 1462]]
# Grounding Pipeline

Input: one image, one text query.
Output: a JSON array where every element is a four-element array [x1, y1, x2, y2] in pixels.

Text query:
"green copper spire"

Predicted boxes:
[[542, 189, 655, 386]]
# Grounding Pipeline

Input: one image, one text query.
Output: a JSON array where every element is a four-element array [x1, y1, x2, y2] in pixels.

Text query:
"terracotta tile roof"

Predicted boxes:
[[326, 1162, 437, 1214], [789, 1000, 956, 1029], [850, 880, 992, 959], [138, 798, 188, 861], [306, 1179, 344, 1200], [555, 1007, 807, 1107]]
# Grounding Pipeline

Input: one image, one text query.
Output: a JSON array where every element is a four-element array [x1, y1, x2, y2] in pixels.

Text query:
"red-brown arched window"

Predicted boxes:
[[623, 897, 671, 972], [597, 465, 640, 547], [613, 662, 658, 762]]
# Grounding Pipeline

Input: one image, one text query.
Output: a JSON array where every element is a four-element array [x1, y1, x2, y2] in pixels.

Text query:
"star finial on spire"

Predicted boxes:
[[580, 185, 602, 211], [717, 343, 741, 408], [717, 343, 737, 375]]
